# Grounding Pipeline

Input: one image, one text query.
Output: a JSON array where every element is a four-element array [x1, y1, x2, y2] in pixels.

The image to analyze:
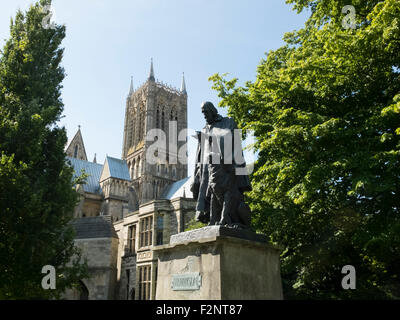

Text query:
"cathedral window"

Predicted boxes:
[[133, 158, 137, 179], [156, 108, 160, 128], [161, 110, 165, 131], [137, 157, 142, 177], [138, 105, 144, 142], [156, 215, 164, 246], [138, 265, 151, 300], [127, 224, 136, 254], [175, 114, 178, 150], [128, 119, 134, 148], [139, 216, 153, 248], [139, 113, 142, 141], [74, 145, 78, 158]]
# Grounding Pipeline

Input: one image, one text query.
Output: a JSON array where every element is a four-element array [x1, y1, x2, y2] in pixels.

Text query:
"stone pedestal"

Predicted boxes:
[[154, 226, 283, 300]]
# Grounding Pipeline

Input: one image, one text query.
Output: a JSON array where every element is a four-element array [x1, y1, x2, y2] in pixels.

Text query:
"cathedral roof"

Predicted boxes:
[[161, 176, 194, 200], [67, 155, 131, 195], [100, 156, 131, 182], [67, 157, 103, 194], [70, 216, 118, 239]]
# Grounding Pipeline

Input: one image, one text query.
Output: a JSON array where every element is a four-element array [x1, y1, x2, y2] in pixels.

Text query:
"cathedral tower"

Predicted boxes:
[[122, 60, 188, 204]]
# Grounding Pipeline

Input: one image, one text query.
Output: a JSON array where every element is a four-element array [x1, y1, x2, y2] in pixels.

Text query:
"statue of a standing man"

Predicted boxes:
[[190, 102, 252, 229]]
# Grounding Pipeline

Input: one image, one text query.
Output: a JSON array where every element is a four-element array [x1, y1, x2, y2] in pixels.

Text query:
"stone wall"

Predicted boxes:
[[82, 197, 102, 217], [111, 198, 196, 300], [64, 237, 119, 300], [118, 255, 137, 299]]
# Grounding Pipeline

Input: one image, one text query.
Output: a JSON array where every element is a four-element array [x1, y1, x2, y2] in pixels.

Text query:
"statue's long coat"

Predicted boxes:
[[191, 115, 252, 214]]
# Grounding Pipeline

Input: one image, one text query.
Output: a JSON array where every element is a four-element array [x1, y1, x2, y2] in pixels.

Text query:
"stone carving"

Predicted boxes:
[[190, 102, 252, 229]]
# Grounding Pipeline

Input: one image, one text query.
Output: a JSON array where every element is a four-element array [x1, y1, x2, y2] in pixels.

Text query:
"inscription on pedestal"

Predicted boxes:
[[171, 273, 202, 291]]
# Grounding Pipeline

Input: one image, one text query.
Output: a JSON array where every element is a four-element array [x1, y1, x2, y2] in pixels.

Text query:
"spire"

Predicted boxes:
[[93, 153, 97, 163], [148, 58, 155, 81], [129, 76, 134, 95], [180, 72, 187, 94]]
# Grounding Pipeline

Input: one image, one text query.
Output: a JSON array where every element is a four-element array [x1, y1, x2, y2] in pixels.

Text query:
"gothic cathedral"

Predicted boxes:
[[122, 59, 188, 204], [64, 60, 196, 300]]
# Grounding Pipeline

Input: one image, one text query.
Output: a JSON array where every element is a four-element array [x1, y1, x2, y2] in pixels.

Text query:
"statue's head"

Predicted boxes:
[[201, 101, 218, 124]]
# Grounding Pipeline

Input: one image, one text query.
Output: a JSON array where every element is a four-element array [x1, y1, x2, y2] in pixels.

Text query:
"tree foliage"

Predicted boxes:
[[210, 0, 400, 299], [185, 218, 207, 232], [0, 0, 87, 299]]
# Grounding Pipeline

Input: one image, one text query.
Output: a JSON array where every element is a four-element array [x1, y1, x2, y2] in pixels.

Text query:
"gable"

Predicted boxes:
[[66, 129, 88, 161], [100, 157, 111, 182]]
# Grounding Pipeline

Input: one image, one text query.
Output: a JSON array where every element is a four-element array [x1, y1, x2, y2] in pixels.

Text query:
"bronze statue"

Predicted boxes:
[[190, 102, 252, 229]]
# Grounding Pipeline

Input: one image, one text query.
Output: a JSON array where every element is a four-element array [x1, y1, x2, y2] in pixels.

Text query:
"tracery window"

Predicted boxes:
[[138, 265, 151, 300], [127, 225, 136, 254], [139, 216, 153, 248]]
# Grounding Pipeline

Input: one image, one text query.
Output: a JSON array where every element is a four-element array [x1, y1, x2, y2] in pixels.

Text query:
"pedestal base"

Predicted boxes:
[[154, 226, 283, 300]]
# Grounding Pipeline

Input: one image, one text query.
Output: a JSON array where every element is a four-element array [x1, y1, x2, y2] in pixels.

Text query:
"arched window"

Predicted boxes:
[[133, 112, 137, 146], [156, 108, 160, 129], [161, 110, 165, 131], [137, 157, 141, 177], [139, 109, 143, 141], [129, 119, 134, 148], [137, 105, 144, 142], [74, 145, 79, 158], [78, 280, 89, 300], [133, 159, 137, 179], [155, 181, 159, 198]]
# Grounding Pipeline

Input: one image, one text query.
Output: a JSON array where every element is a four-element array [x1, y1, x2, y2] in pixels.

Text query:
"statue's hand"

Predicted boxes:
[[190, 183, 199, 199], [195, 210, 209, 224]]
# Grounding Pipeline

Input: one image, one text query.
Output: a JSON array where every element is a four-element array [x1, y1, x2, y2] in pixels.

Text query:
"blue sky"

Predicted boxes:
[[0, 0, 309, 173]]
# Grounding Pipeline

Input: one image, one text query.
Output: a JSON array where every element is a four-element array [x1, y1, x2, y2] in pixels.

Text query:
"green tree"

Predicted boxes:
[[210, 0, 400, 299], [185, 218, 207, 231], [0, 0, 87, 299]]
